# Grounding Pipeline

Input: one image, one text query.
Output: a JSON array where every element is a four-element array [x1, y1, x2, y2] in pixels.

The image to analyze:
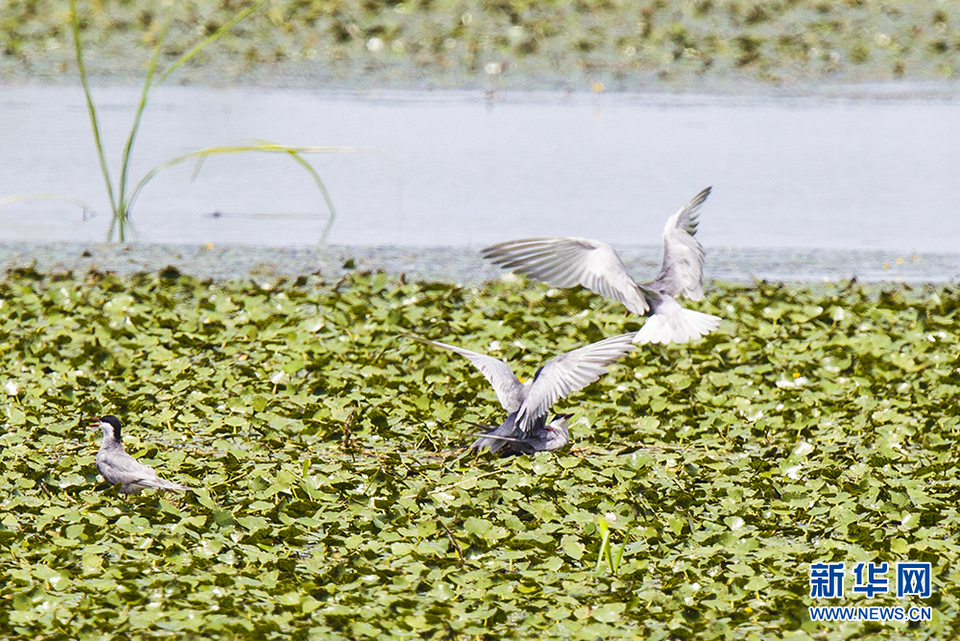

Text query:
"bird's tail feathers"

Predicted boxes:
[[469, 419, 521, 454], [635, 306, 721, 345], [470, 434, 505, 454], [471, 432, 525, 443], [148, 478, 193, 492]]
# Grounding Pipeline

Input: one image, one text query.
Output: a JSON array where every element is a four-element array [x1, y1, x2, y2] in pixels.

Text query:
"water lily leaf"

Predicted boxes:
[[561, 534, 585, 560], [591, 602, 626, 623]]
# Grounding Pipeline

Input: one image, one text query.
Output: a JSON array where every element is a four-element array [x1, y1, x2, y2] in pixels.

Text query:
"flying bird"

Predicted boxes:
[[414, 333, 637, 455], [93, 415, 192, 494], [481, 186, 721, 345]]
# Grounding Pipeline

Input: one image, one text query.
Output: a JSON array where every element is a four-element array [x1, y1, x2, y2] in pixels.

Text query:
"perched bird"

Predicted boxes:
[[93, 415, 192, 494], [481, 186, 721, 345], [414, 333, 637, 456]]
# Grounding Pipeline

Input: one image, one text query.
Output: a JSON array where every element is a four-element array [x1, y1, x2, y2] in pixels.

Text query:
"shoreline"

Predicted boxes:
[[2, 242, 956, 285], [3, 73, 959, 104]]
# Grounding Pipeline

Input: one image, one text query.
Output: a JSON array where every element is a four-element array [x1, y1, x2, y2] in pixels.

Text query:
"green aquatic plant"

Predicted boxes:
[[594, 512, 633, 575], [4, 0, 960, 86], [65, 0, 351, 243], [125, 141, 389, 244], [1, 270, 959, 639]]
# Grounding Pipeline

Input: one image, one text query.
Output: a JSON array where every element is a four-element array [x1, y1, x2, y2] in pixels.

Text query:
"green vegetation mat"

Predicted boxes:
[[1, 266, 958, 639], [4, 0, 959, 87]]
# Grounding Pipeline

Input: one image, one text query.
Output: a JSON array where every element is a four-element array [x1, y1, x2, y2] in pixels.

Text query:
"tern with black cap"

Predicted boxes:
[[413, 332, 637, 456], [481, 187, 721, 345], [94, 415, 192, 494]]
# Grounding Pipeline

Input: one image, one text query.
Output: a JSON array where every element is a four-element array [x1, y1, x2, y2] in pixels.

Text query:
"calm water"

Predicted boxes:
[[1, 85, 958, 251]]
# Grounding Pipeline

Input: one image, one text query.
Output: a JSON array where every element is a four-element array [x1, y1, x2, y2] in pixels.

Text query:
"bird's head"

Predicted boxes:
[[547, 413, 573, 435], [92, 415, 122, 443], [543, 413, 572, 450]]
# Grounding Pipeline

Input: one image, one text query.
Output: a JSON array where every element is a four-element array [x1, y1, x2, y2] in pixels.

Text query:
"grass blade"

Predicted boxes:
[[594, 517, 610, 574], [115, 13, 173, 241], [284, 149, 338, 244], [157, 0, 268, 85], [612, 523, 632, 572], [0, 194, 95, 220], [126, 142, 389, 244], [69, 0, 117, 217]]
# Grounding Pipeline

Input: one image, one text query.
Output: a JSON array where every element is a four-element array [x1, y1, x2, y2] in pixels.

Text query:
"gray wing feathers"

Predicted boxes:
[[515, 332, 636, 434], [482, 238, 651, 315], [415, 338, 525, 412], [97, 450, 191, 492], [648, 186, 711, 300]]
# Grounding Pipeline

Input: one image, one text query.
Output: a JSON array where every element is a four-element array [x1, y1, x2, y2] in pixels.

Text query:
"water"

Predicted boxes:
[[1, 85, 958, 252]]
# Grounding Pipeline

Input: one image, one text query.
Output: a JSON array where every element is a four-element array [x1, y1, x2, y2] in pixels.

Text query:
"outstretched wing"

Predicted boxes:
[[646, 186, 711, 300], [515, 332, 637, 434], [482, 238, 653, 315], [413, 336, 525, 412]]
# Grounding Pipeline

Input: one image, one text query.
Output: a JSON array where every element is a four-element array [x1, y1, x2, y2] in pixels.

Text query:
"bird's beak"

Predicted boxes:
[[88, 417, 102, 427]]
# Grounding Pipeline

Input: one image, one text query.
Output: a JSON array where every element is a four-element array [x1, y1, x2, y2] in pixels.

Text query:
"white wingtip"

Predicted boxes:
[[634, 306, 721, 345]]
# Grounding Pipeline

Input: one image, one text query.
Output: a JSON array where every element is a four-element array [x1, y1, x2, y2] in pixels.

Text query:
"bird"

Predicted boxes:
[[413, 332, 637, 455], [481, 186, 722, 345], [93, 415, 192, 494]]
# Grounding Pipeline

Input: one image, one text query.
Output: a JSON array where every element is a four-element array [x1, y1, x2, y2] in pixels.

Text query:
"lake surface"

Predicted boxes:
[[1, 85, 958, 252]]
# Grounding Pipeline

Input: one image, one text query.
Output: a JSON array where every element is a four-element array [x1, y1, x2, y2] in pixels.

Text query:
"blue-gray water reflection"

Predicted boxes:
[[2, 85, 957, 251]]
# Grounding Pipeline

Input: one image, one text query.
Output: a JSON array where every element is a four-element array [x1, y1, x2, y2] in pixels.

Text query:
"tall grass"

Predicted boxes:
[[67, 0, 357, 243]]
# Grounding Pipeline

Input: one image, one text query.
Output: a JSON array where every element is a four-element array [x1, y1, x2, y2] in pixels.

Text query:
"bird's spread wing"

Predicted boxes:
[[646, 186, 711, 300], [414, 337, 524, 412], [515, 332, 637, 434], [481, 238, 651, 315]]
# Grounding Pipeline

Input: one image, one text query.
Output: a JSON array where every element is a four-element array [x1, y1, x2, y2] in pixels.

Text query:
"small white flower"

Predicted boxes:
[[776, 376, 809, 388]]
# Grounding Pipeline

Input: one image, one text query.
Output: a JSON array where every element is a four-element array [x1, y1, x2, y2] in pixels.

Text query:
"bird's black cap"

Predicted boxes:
[[97, 415, 123, 442]]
